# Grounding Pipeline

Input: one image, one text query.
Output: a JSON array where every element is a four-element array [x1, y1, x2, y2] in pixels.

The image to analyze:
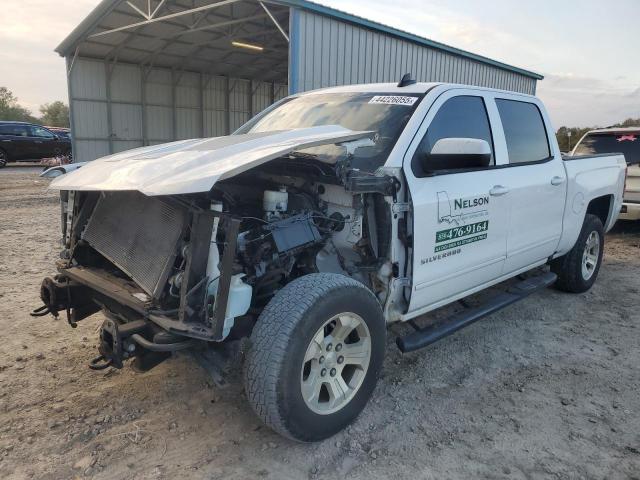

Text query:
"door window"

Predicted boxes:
[[496, 99, 550, 164], [412, 95, 494, 177], [29, 126, 56, 138]]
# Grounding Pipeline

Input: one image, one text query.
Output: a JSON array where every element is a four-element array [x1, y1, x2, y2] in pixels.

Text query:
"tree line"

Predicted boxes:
[[0, 86, 69, 128]]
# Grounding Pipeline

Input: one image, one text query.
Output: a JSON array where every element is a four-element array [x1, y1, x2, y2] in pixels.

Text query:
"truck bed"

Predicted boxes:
[[555, 153, 626, 255]]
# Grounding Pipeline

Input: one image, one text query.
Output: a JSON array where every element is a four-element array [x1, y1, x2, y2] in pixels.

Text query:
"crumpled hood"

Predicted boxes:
[[50, 125, 372, 196]]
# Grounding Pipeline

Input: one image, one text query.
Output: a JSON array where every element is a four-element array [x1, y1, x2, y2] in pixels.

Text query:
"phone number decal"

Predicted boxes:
[[434, 233, 487, 253], [435, 220, 489, 244]]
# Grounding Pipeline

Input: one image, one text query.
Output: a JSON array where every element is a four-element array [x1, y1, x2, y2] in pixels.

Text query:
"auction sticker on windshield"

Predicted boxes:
[[368, 95, 418, 106]]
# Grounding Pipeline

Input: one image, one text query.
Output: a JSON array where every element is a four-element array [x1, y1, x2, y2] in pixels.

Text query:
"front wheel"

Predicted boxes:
[[244, 273, 385, 441], [551, 213, 604, 293]]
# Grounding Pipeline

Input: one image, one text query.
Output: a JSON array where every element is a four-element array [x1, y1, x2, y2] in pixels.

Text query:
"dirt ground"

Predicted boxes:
[[1, 166, 639, 480]]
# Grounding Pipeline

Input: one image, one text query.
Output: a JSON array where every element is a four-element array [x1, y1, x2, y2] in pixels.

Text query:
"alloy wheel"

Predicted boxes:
[[581, 230, 600, 280], [300, 313, 371, 415]]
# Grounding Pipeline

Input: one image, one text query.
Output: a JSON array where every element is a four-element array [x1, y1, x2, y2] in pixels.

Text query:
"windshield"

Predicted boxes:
[[235, 92, 422, 172], [573, 132, 640, 165]]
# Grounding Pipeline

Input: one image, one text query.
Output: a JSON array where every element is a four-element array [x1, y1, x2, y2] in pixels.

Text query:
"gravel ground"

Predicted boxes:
[[1, 166, 639, 479]]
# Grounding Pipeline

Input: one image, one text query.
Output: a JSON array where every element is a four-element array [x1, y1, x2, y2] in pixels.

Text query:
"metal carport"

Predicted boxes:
[[56, 0, 543, 162]]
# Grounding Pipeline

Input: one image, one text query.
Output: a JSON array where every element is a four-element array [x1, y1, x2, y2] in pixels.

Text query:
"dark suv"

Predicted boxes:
[[0, 121, 72, 167]]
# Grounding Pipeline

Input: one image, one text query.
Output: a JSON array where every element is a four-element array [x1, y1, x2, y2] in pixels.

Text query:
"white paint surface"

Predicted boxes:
[[49, 126, 371, 196]]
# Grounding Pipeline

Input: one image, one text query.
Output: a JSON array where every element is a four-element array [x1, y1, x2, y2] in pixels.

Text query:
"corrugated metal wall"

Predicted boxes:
[[289, 9, 537, 95], [68, 57, 288, 162]]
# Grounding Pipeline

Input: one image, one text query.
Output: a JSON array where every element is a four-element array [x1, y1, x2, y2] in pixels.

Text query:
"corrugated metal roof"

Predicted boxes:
[[276, 0, 542, 80], [56, 0, 542, 81]]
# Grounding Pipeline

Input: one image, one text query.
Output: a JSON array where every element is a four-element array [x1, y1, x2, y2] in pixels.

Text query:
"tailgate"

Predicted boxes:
[[625, 165, 640, 203]]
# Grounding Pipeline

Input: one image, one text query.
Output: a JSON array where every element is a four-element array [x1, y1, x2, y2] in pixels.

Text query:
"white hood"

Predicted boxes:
[[50, 126, 372, 196]]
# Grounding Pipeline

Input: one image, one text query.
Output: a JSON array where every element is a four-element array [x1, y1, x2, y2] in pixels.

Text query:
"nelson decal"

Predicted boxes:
[[437, 191, 489, 226], [454, 196, 489, 210], [435, 191, 490, 253]]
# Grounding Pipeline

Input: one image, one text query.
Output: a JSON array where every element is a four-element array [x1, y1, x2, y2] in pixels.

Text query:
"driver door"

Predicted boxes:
[[404, 90, 510, 313], [29, 125, 58, 158]]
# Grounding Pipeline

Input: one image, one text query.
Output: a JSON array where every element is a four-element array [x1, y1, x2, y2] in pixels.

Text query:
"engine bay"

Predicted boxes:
[[40, 154, 404, 357]]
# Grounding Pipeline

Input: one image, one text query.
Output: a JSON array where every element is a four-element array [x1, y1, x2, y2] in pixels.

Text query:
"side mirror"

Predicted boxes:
[[422, 138, 491, 173]]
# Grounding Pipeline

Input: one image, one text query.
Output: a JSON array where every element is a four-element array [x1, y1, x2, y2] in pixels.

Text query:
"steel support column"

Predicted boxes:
[[104, 61, 114, 154], [171, 68, 177, 140], [65, 55, 79, 160], [224, 76, 231, 135], [141, 66, 148, 146]]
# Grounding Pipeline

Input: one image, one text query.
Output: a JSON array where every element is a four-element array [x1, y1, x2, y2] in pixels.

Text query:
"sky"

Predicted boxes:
[[1, 0, 639, 128]]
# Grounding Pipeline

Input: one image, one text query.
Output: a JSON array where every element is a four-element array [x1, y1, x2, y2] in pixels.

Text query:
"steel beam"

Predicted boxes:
[[150, 0, 168, 18], [126, 1, 150, 20], [67, 46, 80, 76], [89, 0, 244, 38], [259, 1, 289, 42]]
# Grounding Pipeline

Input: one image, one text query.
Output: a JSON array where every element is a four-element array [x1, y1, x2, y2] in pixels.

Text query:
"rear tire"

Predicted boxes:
[[0, 149, 7, 168], [244, 273, 385, 442], [551, 214, 604, 293]]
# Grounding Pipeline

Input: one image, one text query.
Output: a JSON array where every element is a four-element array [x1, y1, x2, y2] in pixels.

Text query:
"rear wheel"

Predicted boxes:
[[244, 273, 385, 441], [0, 149, 7, 168], [551, 214, 604, 293]]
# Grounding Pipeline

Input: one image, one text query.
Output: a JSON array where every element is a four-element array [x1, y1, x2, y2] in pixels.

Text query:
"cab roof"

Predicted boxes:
[[299, 82, 537, 98], [301, 82, 441, 95]]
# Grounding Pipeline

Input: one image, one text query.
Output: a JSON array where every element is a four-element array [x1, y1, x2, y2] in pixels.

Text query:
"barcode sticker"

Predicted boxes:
[[368, 95, 418, 106]]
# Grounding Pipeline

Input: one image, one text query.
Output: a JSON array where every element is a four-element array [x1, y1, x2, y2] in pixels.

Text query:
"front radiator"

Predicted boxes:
[[82, 191, 186, 297]]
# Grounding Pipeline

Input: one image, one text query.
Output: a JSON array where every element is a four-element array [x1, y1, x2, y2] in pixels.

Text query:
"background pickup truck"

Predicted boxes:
[[571, 127, 640, 220], [36, 80, 626, 442]]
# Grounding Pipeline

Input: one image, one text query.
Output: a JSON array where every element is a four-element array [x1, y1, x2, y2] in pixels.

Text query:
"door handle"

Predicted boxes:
[[551, 176, 565, 186], [489, 185, 510, 196]]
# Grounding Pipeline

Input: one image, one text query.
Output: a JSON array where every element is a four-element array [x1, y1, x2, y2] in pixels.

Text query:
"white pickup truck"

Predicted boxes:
[[36, 80, 626, 442]]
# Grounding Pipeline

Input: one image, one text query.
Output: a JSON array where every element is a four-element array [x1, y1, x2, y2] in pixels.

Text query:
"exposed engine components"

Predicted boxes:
[[220, 274, 253, 338], [263, 186, 288, 219], [267, 213, 322, 252]]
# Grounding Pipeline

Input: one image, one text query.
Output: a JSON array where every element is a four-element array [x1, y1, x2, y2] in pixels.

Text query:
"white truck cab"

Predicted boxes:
[[36, 80, 626, 441]]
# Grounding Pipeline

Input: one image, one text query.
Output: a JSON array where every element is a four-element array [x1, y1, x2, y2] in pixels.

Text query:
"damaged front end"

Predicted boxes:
[[36, 189, 246, 371], [34, 126, 406, 373]]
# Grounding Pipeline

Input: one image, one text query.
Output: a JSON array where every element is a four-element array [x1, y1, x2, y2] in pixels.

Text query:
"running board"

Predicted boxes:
[[396, 271, 557, 353]]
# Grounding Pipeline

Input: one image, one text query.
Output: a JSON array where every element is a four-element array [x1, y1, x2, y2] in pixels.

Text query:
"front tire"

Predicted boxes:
[[551, 214, 604, 293], [244, 273, 385, 442]]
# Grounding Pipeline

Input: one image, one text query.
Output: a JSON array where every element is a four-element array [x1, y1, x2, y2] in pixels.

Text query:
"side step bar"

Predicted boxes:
[[396, 271, 557, 353]]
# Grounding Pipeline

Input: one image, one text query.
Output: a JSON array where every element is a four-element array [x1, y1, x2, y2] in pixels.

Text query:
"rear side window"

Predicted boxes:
[[0, 124, 29, 136], [496, 99, 550, 164], [574, 133, 639, 165], [412, 95, 494, 176]]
